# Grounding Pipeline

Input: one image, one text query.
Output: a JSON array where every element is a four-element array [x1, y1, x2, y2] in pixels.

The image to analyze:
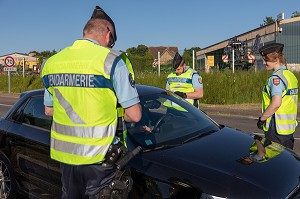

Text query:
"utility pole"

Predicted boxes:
[[192, 50, 195, 70], [158, 51, 160, 77], [232, 49, 235, 73], [23, 57, 25, 78]]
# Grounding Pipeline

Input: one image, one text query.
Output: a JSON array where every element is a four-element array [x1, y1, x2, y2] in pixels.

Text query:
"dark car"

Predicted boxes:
[[0, 85, 300, 199]]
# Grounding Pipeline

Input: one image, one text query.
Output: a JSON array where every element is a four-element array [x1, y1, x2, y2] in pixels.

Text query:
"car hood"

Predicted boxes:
[[132, 127, 300, 198]]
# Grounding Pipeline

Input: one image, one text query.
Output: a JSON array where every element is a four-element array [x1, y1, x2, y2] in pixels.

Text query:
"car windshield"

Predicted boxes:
[[126, 91, 220, 150]]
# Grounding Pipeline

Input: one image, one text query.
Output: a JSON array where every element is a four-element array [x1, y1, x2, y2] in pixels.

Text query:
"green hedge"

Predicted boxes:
[[1, 70, 299, 104]]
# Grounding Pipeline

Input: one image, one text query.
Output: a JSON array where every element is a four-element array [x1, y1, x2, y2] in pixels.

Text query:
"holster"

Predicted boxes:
[[101, 143, 126, 168], [98, 170, 133, 199]]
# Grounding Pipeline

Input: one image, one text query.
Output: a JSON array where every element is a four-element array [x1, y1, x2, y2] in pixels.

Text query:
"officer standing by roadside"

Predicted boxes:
[[257, 43, 298, 149], [42, 6, 142, 199], [166, 52, 203, 108]]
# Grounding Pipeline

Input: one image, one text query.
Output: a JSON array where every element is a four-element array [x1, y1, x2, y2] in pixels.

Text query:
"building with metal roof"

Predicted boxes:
[[196, 15, 300, 72]]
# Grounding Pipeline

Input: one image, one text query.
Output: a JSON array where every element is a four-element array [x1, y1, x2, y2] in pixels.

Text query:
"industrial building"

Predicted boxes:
[[196, 14, 300, 72]]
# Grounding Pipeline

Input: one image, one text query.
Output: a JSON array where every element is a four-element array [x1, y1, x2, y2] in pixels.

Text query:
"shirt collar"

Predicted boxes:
[[273, 66, 287, 73], [184, 66, 190, 72], [79, 38, 100, 45]]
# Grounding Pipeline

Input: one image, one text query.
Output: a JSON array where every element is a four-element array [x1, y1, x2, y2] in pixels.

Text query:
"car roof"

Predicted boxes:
[[136, 84, 165, 96], [20, 89, 44, 98]]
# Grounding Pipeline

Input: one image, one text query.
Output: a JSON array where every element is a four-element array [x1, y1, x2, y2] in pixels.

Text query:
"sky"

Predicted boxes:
[[0, 0, 299, 56]]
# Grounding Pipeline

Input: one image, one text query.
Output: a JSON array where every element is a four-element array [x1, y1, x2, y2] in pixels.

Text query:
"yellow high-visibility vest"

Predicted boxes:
[[167, 68, 196, 104], [42, 39, 123, 165], [262, 69, 298, 135]]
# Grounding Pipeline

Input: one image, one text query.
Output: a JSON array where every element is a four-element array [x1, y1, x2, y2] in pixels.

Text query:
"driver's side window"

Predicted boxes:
[[13, 96, 52, 130]]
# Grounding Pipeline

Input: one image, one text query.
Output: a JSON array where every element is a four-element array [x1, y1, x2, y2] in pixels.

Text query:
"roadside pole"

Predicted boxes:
[[23, 57, 25, 78], [8, 71, 11, 93], [158, 51, 160, 77], [4, 56, 16, 94], [232, 49, 235, 73], [192, 50, 195, 70]]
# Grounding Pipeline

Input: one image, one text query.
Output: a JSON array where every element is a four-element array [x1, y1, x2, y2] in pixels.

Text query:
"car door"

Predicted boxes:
[[6, 94, 61, 198]]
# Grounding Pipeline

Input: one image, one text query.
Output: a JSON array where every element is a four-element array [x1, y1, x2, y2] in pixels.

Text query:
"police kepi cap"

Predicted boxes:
[[259, 43, 284, 56], [172, 52, 184, 69], [91, 6, 117, 44]]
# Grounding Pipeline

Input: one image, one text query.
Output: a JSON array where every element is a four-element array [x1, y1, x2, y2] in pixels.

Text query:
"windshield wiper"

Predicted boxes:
[[182, 130, 216, 144], [144, 144, 181, 152]]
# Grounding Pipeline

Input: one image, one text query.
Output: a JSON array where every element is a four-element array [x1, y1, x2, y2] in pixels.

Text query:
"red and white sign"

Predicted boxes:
[[222, 55, 228, 63], [152, 59, 158, 67], [4, 56, 15, 67], [248, 55, 255, 63]]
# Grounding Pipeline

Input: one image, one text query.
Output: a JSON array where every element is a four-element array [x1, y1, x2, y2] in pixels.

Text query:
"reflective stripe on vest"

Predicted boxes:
[[262, 69, 298, 135], [167, 68, 197, 105], [42, 39, 121, 165], [249, 139, 284, 162]]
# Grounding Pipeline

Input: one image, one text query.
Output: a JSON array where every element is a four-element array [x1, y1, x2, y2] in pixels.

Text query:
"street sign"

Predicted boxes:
[[4, 56, 15, 67], [207, 56, 214, 67], [4, 67, 17, 72]]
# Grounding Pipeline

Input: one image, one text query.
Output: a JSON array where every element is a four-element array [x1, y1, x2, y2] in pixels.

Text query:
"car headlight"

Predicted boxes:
[[200, 193, 227, 199]]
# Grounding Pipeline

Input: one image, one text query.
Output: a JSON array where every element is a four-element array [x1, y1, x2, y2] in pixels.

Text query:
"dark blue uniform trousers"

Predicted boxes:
[[265, 116, 294, 150], [60, 162, 115, 199]]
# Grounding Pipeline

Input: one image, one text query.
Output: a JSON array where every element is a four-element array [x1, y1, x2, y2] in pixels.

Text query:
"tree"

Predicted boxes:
[[291, 11, 300, 18], [182, 47, 201, 66], [37, 50, 57, 66], [260, 16, 275, 27], [126, 45, 154, 72]]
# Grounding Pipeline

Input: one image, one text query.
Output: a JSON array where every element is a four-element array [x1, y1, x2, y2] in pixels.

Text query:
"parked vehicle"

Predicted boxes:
[[222, 34, 261, 70], [0, 85, 300, 198]]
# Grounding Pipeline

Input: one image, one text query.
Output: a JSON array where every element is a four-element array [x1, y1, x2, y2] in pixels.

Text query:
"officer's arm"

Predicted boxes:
[[186, 88, 203, 99], [45, 106, 53, 116], [124, 104, 142, 122], [260, 95, 282, 121], [43, 89, 53, 116], [113, 59, 141, 123], [188, 73, 203, 99]]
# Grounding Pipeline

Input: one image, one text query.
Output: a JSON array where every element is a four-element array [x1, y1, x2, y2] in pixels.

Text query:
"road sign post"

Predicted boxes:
[[4, 56, 16, 94]]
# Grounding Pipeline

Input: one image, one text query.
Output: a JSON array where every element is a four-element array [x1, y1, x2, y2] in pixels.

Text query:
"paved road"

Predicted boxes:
[[0, 94, 299, 155], [0, 94, 18, 116]]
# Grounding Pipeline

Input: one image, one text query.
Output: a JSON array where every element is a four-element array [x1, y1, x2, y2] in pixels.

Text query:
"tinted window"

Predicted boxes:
[[13, 96, 52, 130]]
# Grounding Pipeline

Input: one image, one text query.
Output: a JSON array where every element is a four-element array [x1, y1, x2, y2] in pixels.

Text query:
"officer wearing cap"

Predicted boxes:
[[42, 6, 142, 199], [257, 43, 298, 149], [166, 52, 203, 108]]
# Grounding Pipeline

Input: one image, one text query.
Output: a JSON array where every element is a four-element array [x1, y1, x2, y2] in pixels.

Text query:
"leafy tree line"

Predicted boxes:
[[125, 45, 201, 72], [260, 11, 300, 26], [31, 46, 201, 73], [29, 50, 57, 67]]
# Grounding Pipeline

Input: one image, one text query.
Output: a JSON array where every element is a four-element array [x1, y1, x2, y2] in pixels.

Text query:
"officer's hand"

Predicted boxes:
[[254, 134, 263, 141], [174, 91, 187, 99], [257, 117, 265, 130]]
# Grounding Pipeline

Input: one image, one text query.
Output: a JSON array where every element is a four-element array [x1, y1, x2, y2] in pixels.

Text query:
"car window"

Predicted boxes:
[[12, 95, 52, 130], [127, 92, 220, 149]]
